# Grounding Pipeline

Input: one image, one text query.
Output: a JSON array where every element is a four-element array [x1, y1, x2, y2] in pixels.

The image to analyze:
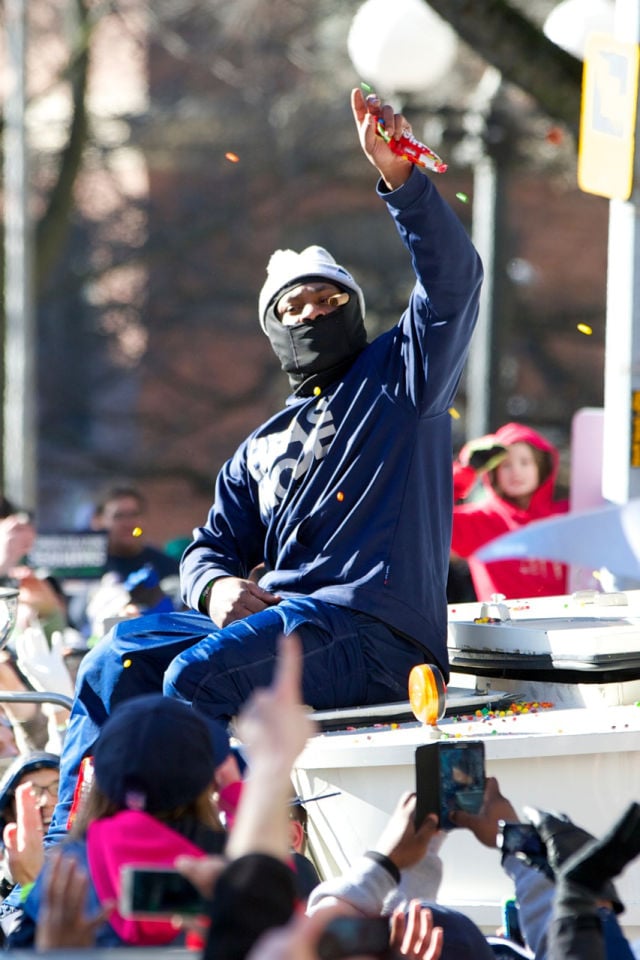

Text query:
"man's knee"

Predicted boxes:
[[162, 650, 189, 700], [162, 644, 211, 702]]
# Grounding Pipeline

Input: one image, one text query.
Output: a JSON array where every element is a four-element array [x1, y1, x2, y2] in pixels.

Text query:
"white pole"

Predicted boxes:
[[464, 68, 503, 438], [3, 0, 36, 510], [601, 0, 640, 503], [466, 152, 497, 438]]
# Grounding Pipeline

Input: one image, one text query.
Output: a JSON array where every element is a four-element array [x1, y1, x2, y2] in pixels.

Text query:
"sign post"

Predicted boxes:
[[578, 33, 639, 200]]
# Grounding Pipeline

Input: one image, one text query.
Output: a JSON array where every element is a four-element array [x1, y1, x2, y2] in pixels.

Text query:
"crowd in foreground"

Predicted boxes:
[[0, 634, 638, 960]]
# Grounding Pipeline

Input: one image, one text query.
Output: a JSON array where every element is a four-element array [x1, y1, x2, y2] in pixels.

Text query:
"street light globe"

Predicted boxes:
[[347, 0, 458, 95], [543, 0, 615, 59]]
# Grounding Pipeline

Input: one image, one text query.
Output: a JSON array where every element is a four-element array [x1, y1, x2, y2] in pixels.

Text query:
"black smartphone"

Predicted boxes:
[[501, 897, 525, 946], [414, 739, 485, 830], [317, 916, 391, 960], [119, 865, 209, 920], [497, 821, 553, 880]]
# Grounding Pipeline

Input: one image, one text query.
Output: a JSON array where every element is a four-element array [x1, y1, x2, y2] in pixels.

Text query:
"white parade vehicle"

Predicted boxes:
[[293, 588, 640, 941]]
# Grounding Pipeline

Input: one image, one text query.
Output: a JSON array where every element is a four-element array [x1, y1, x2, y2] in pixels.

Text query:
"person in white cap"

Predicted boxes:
[[46, 88, 483, 844]]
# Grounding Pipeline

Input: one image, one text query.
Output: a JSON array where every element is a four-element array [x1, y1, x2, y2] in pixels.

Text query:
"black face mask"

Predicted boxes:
[[264, 293, 367, 396]]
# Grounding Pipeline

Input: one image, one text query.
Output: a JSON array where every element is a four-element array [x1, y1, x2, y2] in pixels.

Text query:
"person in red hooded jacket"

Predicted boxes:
[[450, 422, 569, 601]]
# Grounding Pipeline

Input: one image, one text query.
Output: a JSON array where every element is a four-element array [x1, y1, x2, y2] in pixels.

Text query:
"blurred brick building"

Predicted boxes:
[[31, 2, 608, 546]]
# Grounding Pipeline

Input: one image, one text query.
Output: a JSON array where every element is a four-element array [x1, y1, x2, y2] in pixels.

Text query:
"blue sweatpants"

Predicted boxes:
[[47, 599, 430, 844]]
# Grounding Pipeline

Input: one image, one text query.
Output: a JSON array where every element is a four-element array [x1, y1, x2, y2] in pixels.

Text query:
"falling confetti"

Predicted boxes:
[[448, 407, 460, 419], [360, 81, 373, 93], [225, 152, 240, 163], [337, 491, 345, 502], [132, 526, 143, 537], [455, 192, 469, 204], [123, 659, 132, 668], [577, 323, 593, 336], [313, 386, 322, 396]]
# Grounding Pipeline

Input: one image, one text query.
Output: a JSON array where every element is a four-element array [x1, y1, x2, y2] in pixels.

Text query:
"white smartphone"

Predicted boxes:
[[119, 864, 209, 920]]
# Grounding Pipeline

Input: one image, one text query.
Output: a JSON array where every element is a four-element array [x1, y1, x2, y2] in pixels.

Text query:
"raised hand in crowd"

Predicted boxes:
[[226, 632, 316, 864], [3, 782, 47, 888], [448, 776, 518, 846], [246, 901, 444, 960], [34, 849, 114, 951], [0, 514, 35, 577]]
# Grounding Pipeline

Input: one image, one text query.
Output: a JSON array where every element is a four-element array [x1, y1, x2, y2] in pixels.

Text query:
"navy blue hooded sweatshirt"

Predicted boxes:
[[181, 167, 483, 672]]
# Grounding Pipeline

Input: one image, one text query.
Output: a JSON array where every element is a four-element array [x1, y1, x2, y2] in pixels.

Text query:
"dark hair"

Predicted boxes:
[[288, 798, 308, 854], [93, 484, 147, 518], [70, 779, 223, 839], [289, 800, 308, 832], [0, 496, 31, 520], [0, 497, 16, 519], [530, 446, 553, 487]]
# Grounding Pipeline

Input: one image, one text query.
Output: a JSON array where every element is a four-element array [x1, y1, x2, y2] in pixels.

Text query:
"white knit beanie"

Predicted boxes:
[[258, 245, 366, 332]]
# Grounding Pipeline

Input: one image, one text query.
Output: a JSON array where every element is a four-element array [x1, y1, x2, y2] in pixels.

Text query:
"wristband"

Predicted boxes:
[[364, 850, 401, 884], [199, 580, 215, 615], [20, 881, 35, 903]]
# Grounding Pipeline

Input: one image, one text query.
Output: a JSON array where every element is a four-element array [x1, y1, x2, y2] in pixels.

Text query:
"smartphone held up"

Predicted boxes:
[[119, 864, 209, 921], [414, 740, 485, 830]]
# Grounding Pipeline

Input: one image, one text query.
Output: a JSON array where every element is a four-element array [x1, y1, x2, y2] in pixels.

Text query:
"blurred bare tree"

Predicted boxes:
[[1, 0, 604, 531]]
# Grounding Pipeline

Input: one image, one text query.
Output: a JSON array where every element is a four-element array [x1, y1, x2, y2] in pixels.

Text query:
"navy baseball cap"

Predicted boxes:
[[93, 693, 215, 813]]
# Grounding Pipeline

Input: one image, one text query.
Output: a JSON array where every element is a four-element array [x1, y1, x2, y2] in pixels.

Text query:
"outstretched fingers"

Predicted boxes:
[[390, 901, 444, 960]]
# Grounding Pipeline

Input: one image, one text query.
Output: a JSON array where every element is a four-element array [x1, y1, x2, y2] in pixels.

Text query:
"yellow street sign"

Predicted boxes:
[[578, 33, 640, 200]]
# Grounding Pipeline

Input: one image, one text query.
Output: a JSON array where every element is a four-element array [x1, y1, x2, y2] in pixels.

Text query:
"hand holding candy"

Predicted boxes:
[[352, 87, 447, 190], [376, 119, 448, 174]]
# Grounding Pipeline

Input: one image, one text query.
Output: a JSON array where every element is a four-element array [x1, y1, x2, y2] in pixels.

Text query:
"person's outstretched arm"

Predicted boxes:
[[225, 632, 315, 862], [176, 634, 315, 960], [451, 777, 554, 958], [536, 802, 640, 960], [352, 87, 483, 415], [307, 791, 439, 917]]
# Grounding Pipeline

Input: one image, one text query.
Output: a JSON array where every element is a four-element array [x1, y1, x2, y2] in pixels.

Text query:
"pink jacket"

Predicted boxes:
[[451, 423, 568, 600]]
